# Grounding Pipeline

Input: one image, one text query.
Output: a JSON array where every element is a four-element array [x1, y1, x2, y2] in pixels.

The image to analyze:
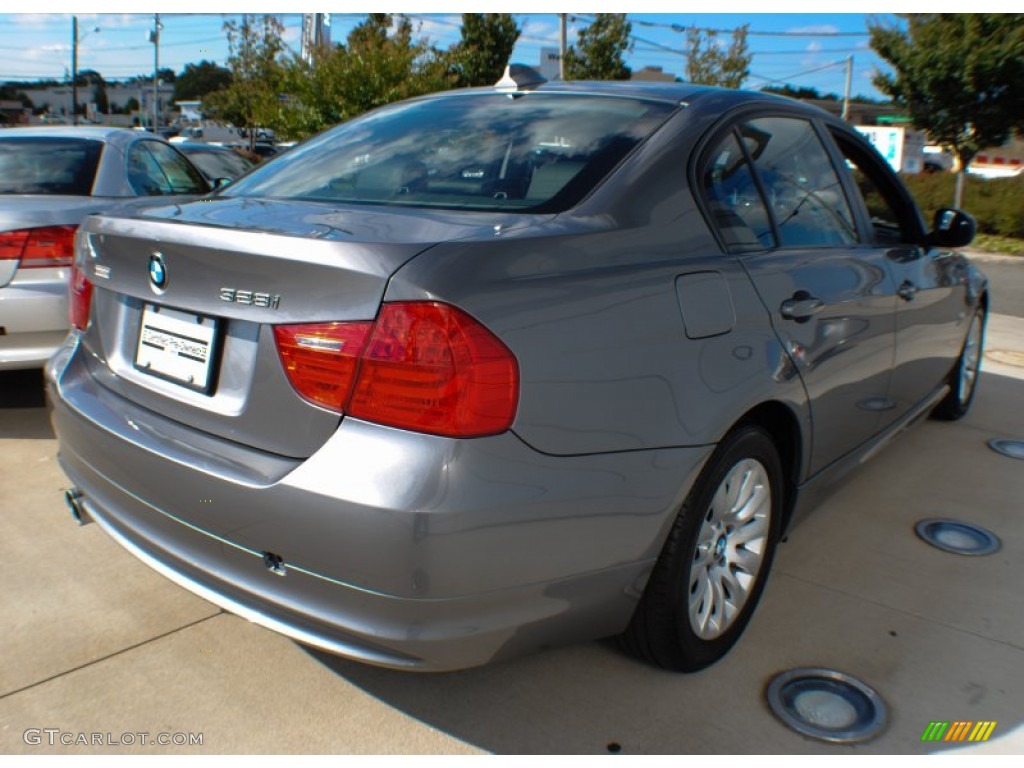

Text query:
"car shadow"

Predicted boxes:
[[0, 369, 55, 439], [298, 369, 1024, 755], [302, 639, 667, 755]]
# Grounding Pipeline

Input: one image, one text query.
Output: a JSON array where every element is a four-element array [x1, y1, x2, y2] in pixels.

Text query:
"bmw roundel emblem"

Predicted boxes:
[[148, 252, 167, 291]]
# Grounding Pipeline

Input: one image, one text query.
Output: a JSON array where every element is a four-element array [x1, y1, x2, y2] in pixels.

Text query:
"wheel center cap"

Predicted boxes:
[[715, 534, 728, 561]]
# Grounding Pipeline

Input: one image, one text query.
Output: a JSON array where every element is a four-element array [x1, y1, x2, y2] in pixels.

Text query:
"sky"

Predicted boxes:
[[0, 3, 918, 101]]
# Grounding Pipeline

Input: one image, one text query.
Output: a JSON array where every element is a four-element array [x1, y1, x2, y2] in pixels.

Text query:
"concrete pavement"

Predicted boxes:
[[1, 310, 1023, 754]]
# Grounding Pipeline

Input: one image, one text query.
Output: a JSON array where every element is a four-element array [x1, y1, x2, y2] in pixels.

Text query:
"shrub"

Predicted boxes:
[[900, 172, 1024, 238]]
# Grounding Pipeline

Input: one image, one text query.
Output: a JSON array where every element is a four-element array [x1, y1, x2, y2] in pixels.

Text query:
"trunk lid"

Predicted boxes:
[[76, 196, 538, 458]]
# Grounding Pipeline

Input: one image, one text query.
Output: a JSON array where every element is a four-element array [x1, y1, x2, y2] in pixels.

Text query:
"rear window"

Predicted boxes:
[[0, 137, 103, 196], [223, 93, 677, 212]]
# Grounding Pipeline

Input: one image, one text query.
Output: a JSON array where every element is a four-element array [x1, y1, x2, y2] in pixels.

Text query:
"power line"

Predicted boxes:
[[748, 58, 851, 86]]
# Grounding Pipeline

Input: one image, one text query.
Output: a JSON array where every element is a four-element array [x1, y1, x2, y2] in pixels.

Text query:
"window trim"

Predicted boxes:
[[695, 103, 940, 257]]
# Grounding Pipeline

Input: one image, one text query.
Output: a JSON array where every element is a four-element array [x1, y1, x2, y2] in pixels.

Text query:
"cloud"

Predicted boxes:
[[787, 24, 840, 35], [521, 18, 557, 38], [410, 16, 460, 41], [11, 14, 61, 27], [25, 45, 65, 60], [806, 41, 823, 53]]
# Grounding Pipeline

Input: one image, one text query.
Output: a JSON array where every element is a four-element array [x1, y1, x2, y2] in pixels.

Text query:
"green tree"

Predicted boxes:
[[204, 14, 288, 150], [75, 69, 104, 87], [450, 13, 520, 87], [869, 13, 1024, 206], [564, 14, 633, 81], [92, 82, 109, 114], [685, 25, 752, 89], [276, 14, 451, 139], [174, 60, 233, 102]]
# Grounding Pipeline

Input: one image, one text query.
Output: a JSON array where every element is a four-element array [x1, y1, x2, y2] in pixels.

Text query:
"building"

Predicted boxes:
[[301, 13, 332, 65], [538, 47, 561, 81], [19, 82, 175, 125], [631, 66, 676, 83], [970, 135, 1024, 178], [855, 125, 927, 174], [0, 99, 30, 126]]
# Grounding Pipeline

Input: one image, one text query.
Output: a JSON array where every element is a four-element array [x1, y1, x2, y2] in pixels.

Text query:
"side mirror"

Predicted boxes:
[[928, 208, 975, 248], [212, 177, 232, 190]]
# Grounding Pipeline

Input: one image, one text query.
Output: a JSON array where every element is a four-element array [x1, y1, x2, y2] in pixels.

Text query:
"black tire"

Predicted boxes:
[[931, 304, 986, 421], [621, 425, 784, 672]]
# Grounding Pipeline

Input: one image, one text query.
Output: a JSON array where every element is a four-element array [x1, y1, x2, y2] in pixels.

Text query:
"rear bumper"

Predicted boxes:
[[0, 270, 69, 369], [47, 333, 712, 670]]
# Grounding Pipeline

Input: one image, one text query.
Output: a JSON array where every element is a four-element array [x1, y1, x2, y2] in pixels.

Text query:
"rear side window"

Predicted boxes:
[[0, 137, 103, 196], [127, 141, 209, 196], [743, 117, 857, 247], [224, 93, 676, 212], [703, 131, 775, 252]]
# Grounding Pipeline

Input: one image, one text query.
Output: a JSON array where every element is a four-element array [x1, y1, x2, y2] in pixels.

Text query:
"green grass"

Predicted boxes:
[[972, 233, 1024, 256]]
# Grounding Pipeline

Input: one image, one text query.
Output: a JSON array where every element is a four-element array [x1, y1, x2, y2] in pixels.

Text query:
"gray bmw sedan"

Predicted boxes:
[[47, 73, 987, 672]]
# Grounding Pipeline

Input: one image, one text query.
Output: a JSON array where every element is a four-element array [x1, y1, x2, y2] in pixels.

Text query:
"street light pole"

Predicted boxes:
[[72, 16, 78, 125], [559, 14, 567, 80], [151, 13, 162, 131], [841, 55, 853, 122]]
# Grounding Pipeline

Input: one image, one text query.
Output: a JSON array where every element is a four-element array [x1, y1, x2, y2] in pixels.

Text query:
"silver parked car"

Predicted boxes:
[[174, 141, 255, 183], [48, 75, 987, 672], [0, 127, 211, 369]]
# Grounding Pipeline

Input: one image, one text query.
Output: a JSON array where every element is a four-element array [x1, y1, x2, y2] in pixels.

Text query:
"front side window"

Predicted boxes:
[[223, 93, 677, 212], [743, 117, 858, 248], [184, 149, 252, 181], [832, 131, 921, 246], [0, 138, 103, 196]]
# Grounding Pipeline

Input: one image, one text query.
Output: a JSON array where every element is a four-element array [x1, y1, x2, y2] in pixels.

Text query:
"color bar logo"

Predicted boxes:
[[921, 721, 997, 742]]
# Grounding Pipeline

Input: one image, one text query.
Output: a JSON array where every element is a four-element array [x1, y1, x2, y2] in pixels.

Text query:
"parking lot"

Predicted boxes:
[[1, 252, 1023, 755]]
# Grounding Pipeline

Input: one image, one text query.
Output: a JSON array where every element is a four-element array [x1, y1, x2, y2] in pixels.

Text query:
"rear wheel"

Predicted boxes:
[[621, 425, 783, 671], [932, 304, 986, 421]]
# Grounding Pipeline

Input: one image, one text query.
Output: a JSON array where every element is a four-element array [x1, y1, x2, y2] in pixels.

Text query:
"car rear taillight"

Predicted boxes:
[[273, 302, 519, 438], [0, 225, 77, 268], [69, 228, 93, 331], [69, 262, 93, 331], [273, 322, 373, 411]]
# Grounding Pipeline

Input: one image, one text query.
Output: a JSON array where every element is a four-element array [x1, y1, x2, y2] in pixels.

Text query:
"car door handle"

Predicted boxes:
[[897, 280, 918, 301], [780, 295, 825, 321]]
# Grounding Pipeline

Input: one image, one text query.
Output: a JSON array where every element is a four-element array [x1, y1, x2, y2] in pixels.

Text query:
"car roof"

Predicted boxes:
[[404, 79, 830, 121], [0, 126, 159, 151]]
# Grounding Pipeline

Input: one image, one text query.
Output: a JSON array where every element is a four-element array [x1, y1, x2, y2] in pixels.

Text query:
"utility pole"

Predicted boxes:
[[559, 14, 567, 80], [150, 13, 162, 131], [71, 17, 100, 125], [841, 55, 853, 122], [72, 16, 78, 125]]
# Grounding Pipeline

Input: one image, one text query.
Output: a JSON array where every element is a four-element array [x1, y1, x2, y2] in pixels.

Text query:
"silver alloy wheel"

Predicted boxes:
[[688, 458, 771, 640], [959, 311, 983, 405]]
